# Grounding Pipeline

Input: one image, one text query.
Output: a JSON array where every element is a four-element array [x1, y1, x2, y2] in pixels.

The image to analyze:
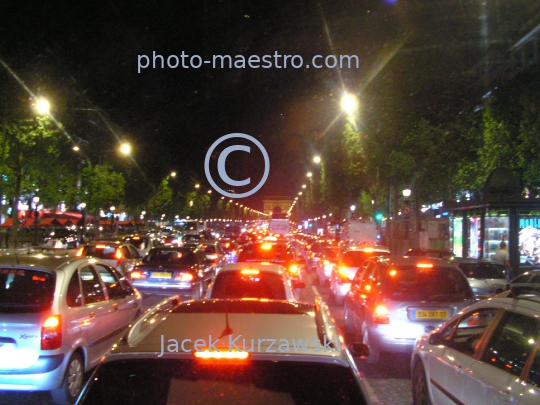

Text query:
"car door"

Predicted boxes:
[[427, 308, 499, 405], [346, 261, 370, 331], [464, 311, 539, 405], [197, 250, 215, 288], [78, 265, 119, 364], [93, 263, 139, 332]]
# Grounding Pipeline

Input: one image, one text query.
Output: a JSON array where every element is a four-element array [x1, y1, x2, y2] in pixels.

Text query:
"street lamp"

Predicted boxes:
[[306, 172, 313, 178], [110, 206, 116, 236], [78, 202, 87, 242], [32, 196, 40, 245], [341, 92, 358, 116], [119, 142, 131, 156], [313, 155, 321, 164], [402, 188, 411, 199], [33, 97, 50, 115]]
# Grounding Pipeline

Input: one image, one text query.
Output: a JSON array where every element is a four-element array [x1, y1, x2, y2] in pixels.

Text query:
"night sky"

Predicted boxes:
[[1, 0, 528, 209]]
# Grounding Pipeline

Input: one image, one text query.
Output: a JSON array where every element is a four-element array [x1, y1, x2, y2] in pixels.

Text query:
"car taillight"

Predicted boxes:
[[175, 272, 194, 281], [194, 351, 249, 360], [115, 248, 123, 260], [338, 267, 350, 281], [323, 260, 330, 266], [75, 247, 84, 257], [41, 315, 62, 350], [130, 270, 147, 279], [373, 305, 390, 324], [289, 264, 299, 275]]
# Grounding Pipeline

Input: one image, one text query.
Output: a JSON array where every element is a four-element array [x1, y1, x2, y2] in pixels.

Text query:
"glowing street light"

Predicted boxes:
[[33, 97, 50, 115], [403, 188, 412, 198], [306, 172, 313, 178], [341, 93, 358, 115], [119, 142, 131, 156], [313, 155, 321, 164], [170, 171, 177, 178]]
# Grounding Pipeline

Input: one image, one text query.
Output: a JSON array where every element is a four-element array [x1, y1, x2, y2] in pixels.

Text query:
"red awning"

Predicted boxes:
[[0, 218, 13, 228]]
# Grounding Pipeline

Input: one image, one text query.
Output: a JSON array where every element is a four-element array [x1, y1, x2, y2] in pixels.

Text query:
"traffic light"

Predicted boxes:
[[374, 212, 383, 222]]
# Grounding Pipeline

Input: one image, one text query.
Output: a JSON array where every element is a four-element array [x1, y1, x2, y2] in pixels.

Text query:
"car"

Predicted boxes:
[[76, 240, 141, 274], [205, 262, 302, 300], [236, 241, 306, 300], [196, 240, 228, 271], [44, 228, 80, 249], [0, 253, 142, 404], [122, 234, 163, 257], [452, 257, 511, 299], [315, 245, 342, 287], [405, 248, 455, 260], [344, 256, 475, 364], [493, 269, 540, 297], [330, 245, 391, 305], [411, 289, 540, 405], [218, 238, 240, 263], [126, 245, 215, 300], [76, 297, 372, 405]]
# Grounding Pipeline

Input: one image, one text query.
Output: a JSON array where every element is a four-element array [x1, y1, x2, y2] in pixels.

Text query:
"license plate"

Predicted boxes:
[[415, 310, 448, 319], [151, 272, 172, 279]]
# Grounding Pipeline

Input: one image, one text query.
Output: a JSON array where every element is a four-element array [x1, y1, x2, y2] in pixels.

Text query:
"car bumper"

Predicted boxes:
[[0, 354, 65, 391], [132, 281, 198, 295]]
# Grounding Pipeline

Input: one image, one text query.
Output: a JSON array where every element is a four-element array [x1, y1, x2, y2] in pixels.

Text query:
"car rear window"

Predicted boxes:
[[237, 244, 291, 264], [85, 245, 120, 260], [0, 268, 55, 313], [145, 249, 198, 265], [124, 237, 147, 249], [342, 250, 389, 267], [458, 263, 507, 279], [210, 270, 287, 300], [80, 359, 366, 405], [384, 267, 473, 302]]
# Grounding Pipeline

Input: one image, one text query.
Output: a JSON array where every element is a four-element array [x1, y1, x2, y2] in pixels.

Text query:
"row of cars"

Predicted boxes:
[[300, 236, 540, 404]]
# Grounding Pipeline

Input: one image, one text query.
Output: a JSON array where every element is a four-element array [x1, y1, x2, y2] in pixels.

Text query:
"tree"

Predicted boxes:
[[147, 178, 174, 221], [1, 115, 59, 246]]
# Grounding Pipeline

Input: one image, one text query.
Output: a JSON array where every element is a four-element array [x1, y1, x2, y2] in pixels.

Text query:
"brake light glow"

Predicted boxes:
[[289, 265, 299, 274], [363, 247, 374, 253], [373, 305, 390, 324], [76, 247, 84, 257], [175, 272, 194, 282], [389, 269, 397, 277], [241, 269, 260, 275], [417, 263, 433, 268], [323, 260, 330, 266], [225, 243, 231, 248], [95, 244, 106, 249], [41, 315, 62, 350], [130, 270, 147, 279], [115, 248, 123, 260], [194, 351, 249, 359], [261, 243, 272, 250]]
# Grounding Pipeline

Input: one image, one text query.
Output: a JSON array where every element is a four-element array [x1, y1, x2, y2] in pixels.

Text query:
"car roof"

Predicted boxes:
[[0, 253, 105, 272], [116, 298, 345, 362], [451, 257, 504, 265], [369, 255, 458, 268], [218, 262, 285, 274]]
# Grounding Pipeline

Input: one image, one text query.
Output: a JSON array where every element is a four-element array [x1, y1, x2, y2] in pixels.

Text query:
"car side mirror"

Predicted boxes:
[[348, 342, 370, 358], [428, 332, 445, 346]]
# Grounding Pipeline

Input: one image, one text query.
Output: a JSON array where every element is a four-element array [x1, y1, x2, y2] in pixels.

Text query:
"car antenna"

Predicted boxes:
[[217, 283, 233, 340]]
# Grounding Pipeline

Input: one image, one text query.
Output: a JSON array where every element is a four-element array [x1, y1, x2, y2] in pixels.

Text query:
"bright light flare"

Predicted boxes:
[[34, 97, 50, 115], [341, 93, 358, 115]]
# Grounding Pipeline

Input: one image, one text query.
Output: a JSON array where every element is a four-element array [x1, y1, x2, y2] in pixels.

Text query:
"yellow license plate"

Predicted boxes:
[[415, 310, 448, 319], [152, 272, 172, 279]]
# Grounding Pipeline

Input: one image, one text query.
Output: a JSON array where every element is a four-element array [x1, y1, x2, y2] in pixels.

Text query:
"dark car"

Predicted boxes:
[[236, 241, 306, 299], [127, 246, 215, 299], [405, 248, 455, 260], [44, 228, 80, 249]]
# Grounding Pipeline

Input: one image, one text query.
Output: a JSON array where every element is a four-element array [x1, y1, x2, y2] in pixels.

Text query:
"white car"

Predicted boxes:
[[411, 290, 540, 405], [205, 262, 301, 300], [0, 254, 142, 404], [76, 297, 371, 405]]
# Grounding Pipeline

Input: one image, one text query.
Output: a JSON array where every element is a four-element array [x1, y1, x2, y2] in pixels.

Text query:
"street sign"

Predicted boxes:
[[402, 205, 412, 217]]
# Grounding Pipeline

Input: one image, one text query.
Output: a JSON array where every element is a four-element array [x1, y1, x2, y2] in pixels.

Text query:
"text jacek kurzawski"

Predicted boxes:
[[158, 334, 339, 356]]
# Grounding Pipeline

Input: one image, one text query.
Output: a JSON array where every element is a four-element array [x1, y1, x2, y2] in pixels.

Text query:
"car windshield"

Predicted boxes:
[[0, 269, 55, 313], [458, 263, 507, 279], [342, 250, 389, 267], [384, 267, 473, 302], [210, 270, 287, 299], [80, 359, 366, 405], [145, 249, 198, 265]]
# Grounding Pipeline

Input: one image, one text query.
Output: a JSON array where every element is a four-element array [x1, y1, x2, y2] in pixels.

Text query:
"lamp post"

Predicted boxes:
[[78, 202, 87, 243], [32, 196, 40, 245], [110, 206, 116, 236]]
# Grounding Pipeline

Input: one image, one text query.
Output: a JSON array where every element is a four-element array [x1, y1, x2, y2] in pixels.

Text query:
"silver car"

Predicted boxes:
[[0, 253, 142, 404], [344, 256, 475, 364], [452, 258, 510, 299]]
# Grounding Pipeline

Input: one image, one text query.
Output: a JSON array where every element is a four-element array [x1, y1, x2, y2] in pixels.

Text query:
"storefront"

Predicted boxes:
[[447, 168, 537, 276]]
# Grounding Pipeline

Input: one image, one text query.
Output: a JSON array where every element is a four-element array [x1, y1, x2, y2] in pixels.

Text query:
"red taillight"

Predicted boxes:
[[41, 315, 62, 350], [373, 305, 390, 324], [130, 270, 147, 279], [115, 248, 123, 260], [289, 264, 299, 275], [174, 272, 194, 282], [338, 267, 350, 282], [75, 247, 84, 257]]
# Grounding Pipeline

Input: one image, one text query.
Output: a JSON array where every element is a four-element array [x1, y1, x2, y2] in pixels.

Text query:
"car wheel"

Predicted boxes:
[[50, 352, 84, 405], [362, 327, 380, 364], [412, 361, 432, 405]]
